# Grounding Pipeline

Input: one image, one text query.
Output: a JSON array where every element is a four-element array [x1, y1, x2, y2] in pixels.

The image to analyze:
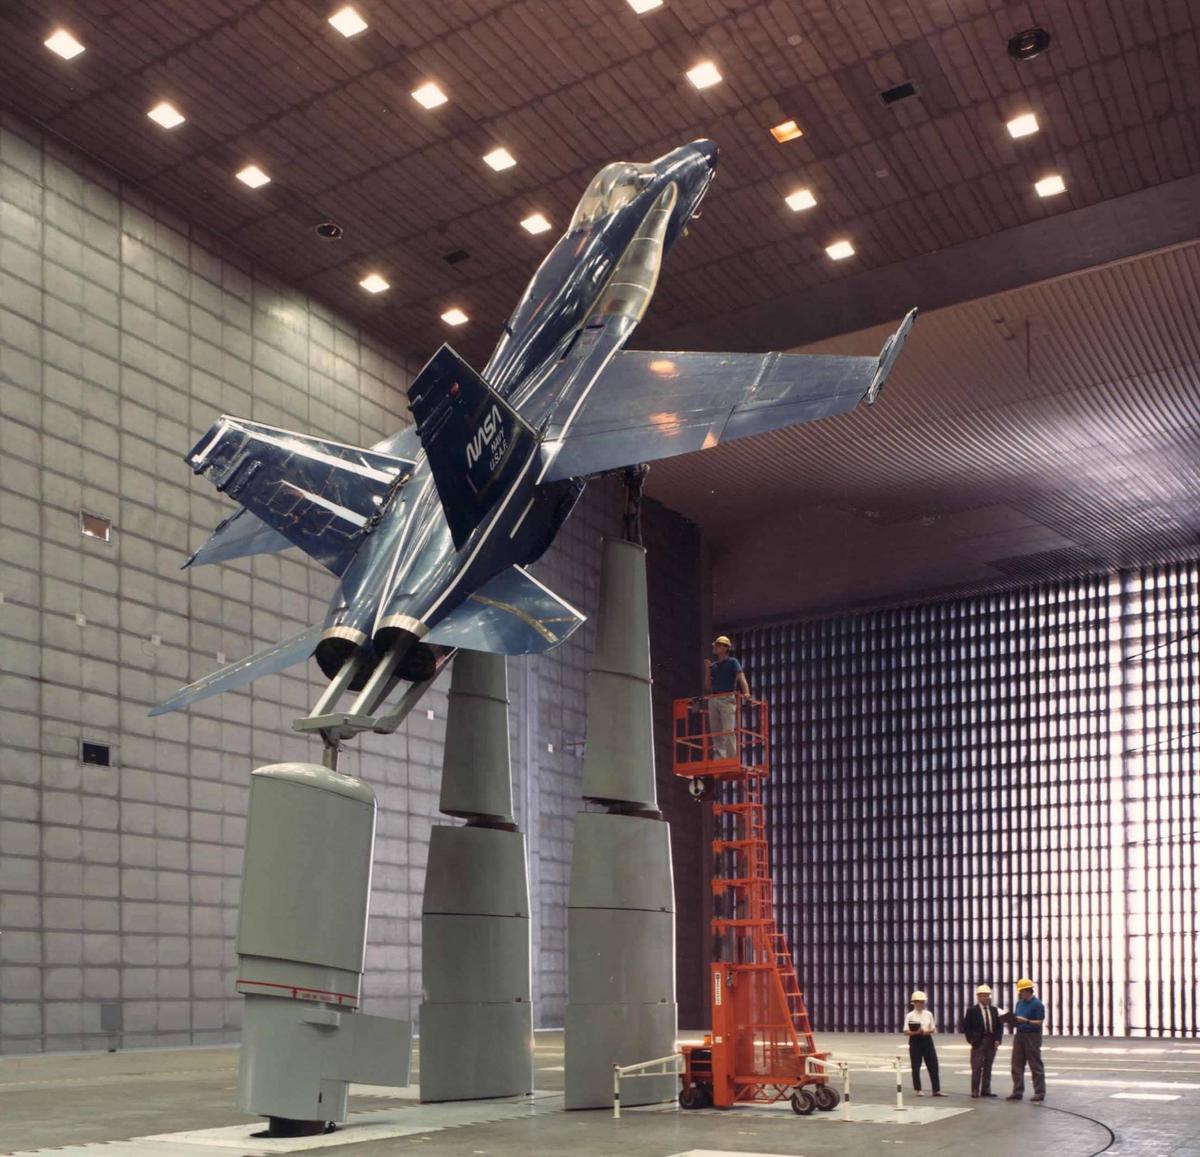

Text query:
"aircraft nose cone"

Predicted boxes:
[[692, 138, 719, 168]]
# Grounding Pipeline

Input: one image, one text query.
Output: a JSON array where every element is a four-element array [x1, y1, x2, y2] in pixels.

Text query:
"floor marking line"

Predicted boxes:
[[1110, 1092, 1181, 1101]]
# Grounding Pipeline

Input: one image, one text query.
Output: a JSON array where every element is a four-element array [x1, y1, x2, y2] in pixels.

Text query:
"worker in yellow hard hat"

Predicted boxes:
[[704, 634, 749, 760], [1006, 978, 1046, 1102], [902, 990, 946, 1096], [961, 983, 1003, 1097]]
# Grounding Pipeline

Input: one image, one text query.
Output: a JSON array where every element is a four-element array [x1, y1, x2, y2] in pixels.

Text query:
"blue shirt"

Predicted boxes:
[[1014, 995, 1045, 1032], [710, 656, 742, 693]]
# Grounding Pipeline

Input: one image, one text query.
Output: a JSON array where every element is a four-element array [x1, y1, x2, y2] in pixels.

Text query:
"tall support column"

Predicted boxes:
[[420, 650, 534, 1101], [565, 538, 677, 1109]]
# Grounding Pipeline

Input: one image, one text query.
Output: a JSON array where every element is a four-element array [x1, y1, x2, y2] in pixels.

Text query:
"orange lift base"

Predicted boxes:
[[672, 694, 836, 1115]]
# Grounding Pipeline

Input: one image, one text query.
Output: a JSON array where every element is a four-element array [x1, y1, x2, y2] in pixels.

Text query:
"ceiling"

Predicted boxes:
[[648, 240, 1200, 624], [4, 0, 1200, 622], [4, 0, 1200, 367]]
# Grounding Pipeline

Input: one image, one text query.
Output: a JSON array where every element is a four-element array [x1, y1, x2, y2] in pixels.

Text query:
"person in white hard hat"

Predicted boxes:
[[961, 983, 1004, 1097], [903, 990, 945, 1096], [704, 635, 750, 760]]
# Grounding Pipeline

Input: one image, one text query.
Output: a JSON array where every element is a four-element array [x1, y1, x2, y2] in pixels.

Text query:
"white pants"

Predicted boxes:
[[708, 694, 736, 759]]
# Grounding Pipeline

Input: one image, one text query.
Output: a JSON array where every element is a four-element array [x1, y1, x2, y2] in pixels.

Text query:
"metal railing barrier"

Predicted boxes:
[[612, 1053, 685, 1119], [804, 1052, 908, 1119]]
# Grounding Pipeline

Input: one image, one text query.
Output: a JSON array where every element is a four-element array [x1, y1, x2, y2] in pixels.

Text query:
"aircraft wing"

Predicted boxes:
[[187, 417, 416, 576], [540, 308, 915, 482], [183, 426, 422, 570]]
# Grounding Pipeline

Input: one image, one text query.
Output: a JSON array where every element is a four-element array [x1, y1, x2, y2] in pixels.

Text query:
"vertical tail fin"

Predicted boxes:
[[408, 344, 536, 549]]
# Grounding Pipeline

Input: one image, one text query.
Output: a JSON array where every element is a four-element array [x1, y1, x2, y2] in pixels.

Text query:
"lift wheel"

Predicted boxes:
[[790, 1087, 817, 1115]]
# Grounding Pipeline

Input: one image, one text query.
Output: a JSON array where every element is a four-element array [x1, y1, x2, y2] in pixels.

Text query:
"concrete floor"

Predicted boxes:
[[2, 1031, 1199, 1156]]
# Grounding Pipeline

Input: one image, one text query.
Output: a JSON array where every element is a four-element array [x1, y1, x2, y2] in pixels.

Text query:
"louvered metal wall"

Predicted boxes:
[[738, 561, 1199, 1037], [1120, 563, 1200, 1037]]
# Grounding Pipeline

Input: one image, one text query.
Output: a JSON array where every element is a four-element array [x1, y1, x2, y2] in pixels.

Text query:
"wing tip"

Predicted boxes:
[[866, 306, 918, 405]]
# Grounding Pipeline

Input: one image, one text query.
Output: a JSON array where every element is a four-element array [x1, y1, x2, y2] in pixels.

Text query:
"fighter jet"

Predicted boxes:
[[153, 140, 915, 723]]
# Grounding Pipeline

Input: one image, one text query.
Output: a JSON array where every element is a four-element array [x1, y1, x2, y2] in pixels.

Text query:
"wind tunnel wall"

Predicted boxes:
[[0, 109, 708, 1052]]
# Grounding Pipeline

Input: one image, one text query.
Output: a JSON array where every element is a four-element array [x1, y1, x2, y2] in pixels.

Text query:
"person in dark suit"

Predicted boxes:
[[961, 984, 1004, 1097]]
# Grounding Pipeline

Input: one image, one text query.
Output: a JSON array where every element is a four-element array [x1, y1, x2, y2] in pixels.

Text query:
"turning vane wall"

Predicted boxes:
[[740, 560, 1200, 1038]]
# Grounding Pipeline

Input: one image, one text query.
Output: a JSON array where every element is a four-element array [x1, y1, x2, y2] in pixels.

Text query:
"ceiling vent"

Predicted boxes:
[[879, 81, 917, 105], [1008, 27, 1051, 61], [442, 248, 470, 265]]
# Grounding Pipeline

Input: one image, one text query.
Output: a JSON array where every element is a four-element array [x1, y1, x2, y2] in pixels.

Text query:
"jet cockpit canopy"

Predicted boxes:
[[569, 161, 657, 231]]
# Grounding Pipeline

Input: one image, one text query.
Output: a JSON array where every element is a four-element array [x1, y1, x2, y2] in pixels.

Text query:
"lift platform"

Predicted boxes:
[[672, 693, 837, 1115]]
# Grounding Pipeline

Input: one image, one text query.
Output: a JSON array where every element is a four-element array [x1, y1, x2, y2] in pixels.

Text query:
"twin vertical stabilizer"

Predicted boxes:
[[408, 345, 536, 550]]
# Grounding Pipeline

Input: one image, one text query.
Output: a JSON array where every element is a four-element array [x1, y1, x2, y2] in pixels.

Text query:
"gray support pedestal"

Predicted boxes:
[[439, 648, 515, 822], [236, 764, 412, 1127], [420, 651, 533, 1101], [565, 539, 677, 1109], [581, 539, 657, 810]]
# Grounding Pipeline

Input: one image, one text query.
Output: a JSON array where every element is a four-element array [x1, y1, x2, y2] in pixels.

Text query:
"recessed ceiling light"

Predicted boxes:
[[825, 239, 855, 260], [483, 147, 516, 171], [360, 273, 390, 294], [411, 81, 448, 109], [1007, 112, 1039, 138], [626, 0, 664, 12], [770, 120, 804, 143], [441, 308, 469, 326], [520, 212, 552, 234], [147, 102, 186, 130], [328, 5, 367, 36], [1035, 173, 1066, 197], [785, 188, 817, 212], [45, 29, 85, 59], [236, 164, 271, 189], [686, 61, 723, 90]]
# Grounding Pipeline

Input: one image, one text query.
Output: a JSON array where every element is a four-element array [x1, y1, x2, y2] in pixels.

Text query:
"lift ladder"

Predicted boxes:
[[672, 694, 833, 1114]]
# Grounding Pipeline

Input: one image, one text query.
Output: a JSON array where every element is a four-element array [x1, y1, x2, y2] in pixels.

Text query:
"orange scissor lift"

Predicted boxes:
[[672, 694, 839, 1115]]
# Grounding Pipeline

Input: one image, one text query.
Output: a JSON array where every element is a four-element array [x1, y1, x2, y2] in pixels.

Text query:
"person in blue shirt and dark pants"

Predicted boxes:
[[1007, 978, 1046, 1102]]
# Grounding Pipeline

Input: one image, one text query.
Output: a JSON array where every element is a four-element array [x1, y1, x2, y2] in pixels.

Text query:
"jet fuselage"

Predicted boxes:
[[316, 141, 718, 681]]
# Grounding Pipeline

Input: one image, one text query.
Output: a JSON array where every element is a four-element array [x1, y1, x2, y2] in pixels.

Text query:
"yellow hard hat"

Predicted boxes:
[[1016, 978, 1034, 991], [713, 635, 732, 647], [910, 991, 927, 1002], [976, 984, 992, 994]]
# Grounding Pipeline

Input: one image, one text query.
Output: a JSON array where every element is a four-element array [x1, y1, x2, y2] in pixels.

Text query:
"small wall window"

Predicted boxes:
[[80, 740, 111, 766], [80, 512, 111, 542]]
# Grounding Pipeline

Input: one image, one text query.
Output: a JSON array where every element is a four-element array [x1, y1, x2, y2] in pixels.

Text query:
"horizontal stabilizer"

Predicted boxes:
[[540, 308, 918, 481], [424, 566, 584, 654], [408, 345, 536, 550], [149, 624, 325, 716], [184, 509, 292, 568], [187, 417, 415, 576]]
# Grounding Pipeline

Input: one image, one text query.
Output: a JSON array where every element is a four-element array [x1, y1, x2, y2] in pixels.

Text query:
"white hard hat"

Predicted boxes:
[[976, 984, 992, 995], [910, 990, 927, 1002]]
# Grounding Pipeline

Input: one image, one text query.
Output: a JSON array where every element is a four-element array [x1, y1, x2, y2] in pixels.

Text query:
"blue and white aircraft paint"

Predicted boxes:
[[154, 140, 915, 720]]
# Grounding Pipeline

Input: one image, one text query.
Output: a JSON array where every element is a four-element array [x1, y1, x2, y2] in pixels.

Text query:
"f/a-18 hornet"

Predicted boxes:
[[154, 140, 915, 732]]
